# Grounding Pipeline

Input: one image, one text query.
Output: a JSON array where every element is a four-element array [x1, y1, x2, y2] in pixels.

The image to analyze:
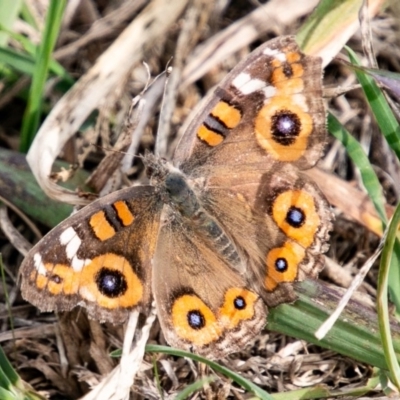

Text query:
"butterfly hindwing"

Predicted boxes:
[[197, 162, 332, 307], [153, 212, 266, 359]]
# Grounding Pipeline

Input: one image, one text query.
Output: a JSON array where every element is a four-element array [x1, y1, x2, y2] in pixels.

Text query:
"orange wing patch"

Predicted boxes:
[[211, 101, 241, 129], [197, 125, 224, 146], [113, 201, 135, 226], [197, 101, 242, 147], [89, 211, 116, 241]]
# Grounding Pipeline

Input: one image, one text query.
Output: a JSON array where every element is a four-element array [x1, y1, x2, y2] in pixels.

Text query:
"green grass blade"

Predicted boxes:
[[0, 26, 73, 83], [272, 386, 366, 400], [0, 47, 38, 76], [145, 345, 274, 400], [389, 241, 400, 316], [346, 46, 400, 312], [0, 388, 16, 400], [352, 66, 400, 99], [20, 2, 38, 30], [175, 378, 215, 400], [378, 205, 400, 388], [0, 346, 18, 386], [0, 255, 14, 340], [19, 0, 67, 152], [328, 114, 386, 223], [346, 46, 400, 159], [0, 346, 47, 400]]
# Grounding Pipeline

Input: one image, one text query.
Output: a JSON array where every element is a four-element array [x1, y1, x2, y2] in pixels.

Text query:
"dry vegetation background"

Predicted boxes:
[[0, 0, 400, 399]]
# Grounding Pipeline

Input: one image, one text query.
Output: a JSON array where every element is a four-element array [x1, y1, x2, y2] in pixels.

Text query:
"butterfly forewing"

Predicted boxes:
[[20, 186, 161, 324], [174, 36, 326, 174]]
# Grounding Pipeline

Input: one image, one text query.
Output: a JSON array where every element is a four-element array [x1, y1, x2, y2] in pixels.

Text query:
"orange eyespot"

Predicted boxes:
[[255, 100, 312, 162], [265, 241, 305, 291], [171, 295, 221, 346], [79, 254, 143, 309], [272, 190, 319, 248], [219, 288, 259, 330]]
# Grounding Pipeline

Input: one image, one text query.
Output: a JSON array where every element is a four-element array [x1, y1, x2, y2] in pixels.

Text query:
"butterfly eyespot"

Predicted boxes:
[[275, 257, 288, 272], [285, 206, 305, 228], [49, 274, 62, 284], [265, 242, 305, 291], [219, 288, 259, 330], [282, 63, 293, 78], [171, 294, 221, 346], [233, 296, 246, 310], [272, 190, 320, 248], [255, 101, 312, 162], [187, 310, 206, 329], [95, 268, 128, 298], [271, 109, 301, 146]]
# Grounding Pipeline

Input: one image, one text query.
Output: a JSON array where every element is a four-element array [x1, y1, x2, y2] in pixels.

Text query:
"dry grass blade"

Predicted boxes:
[[27, 0, 188, 205], [307, 168, 389, 236], [182, 0, 321, 86], [0, 206, 32, 256], [54, 1, 149, 61], [86, 77, 166, 194], [315, 235, 385, 339], [81, 307, 156, 400]]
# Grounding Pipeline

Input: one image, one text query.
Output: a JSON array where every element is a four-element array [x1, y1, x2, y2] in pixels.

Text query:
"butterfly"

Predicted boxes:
[[20, 36, 332, 359]]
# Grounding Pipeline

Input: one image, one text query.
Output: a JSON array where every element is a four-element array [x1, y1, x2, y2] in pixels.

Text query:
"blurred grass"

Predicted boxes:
[[19, 0, 67, 152], [0, 345, 46, 400], [0, 0, 22, 47]]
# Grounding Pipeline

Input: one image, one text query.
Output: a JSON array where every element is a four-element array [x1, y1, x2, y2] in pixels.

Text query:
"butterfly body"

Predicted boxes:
[[20, 36, 332, 359]]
